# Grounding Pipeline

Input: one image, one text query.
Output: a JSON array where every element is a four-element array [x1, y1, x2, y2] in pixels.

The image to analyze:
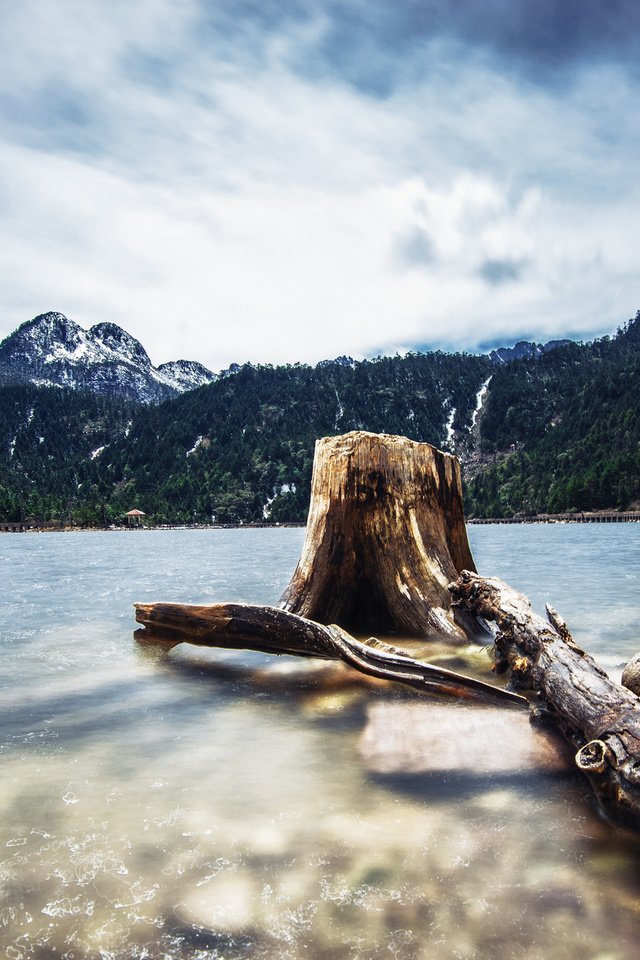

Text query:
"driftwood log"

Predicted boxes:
[[450, 571, 640, 830]]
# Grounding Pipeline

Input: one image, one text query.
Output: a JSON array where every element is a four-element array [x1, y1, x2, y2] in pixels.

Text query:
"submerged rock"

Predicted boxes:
[[359, 701, 571, 776]]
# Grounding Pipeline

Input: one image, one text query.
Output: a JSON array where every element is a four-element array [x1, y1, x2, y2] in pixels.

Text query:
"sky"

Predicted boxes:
[[1, 0, 640, 371]]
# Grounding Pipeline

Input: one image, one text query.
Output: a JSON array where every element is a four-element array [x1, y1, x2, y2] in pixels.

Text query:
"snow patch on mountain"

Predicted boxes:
[[186, 436, 205, 457], [444, 405, 456, 449], [159, 360, 218, 392], [471, 377, 492, 430], [262, 482, 297, 518]]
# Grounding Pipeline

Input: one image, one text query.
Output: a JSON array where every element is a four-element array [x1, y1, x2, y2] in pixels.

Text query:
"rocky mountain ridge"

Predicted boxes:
[[0, 311, 576, 406], [0, 312, 217, 404], [487, 339, 573, 364]]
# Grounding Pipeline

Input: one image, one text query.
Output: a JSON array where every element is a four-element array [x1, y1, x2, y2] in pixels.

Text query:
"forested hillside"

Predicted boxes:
[[82, 350, 491, 524], [0, 385, 136, 524], [1, 313, 638, 525], [0, 350, 491, 524], [466, 314, 640, 517]]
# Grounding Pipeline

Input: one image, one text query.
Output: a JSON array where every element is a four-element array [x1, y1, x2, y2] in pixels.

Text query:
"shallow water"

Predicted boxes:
[[1, 525, 640, 960]]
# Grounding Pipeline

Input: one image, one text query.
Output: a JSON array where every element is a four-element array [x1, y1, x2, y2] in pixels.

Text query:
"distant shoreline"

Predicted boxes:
[[0, 521, 307, 534], [2, 511, 640, 533]]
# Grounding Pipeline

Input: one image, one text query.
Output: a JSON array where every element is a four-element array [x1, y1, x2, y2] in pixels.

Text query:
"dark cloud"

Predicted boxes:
[[281, 0, 640, 96], [479, 258, 527, 286], [443, 0, 640, 68], [0, 83, 103, 156], [393, 227, 436, 270]]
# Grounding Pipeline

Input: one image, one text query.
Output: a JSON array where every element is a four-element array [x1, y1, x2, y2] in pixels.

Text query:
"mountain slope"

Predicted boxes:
[[0, 383, 135, 524], [466, 313, 640, 516], [0, 350, 492, 523], [94, 350, 494, 523], [0, 312, 217, 403]]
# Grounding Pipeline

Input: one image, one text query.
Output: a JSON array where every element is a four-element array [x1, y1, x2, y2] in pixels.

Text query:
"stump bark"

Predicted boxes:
[[280, 431, 482, 642]]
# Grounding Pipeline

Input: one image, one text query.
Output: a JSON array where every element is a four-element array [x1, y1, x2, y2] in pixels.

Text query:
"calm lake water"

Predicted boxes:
[[1, 524, 640, 960]]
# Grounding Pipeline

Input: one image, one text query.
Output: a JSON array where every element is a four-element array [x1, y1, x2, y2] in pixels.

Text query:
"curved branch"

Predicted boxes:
[[134, 601, 526, 708]]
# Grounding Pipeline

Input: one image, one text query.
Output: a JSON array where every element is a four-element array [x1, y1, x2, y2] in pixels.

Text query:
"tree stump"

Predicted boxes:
[[280, 431, 483, 642], [134, 430, 514, 702]]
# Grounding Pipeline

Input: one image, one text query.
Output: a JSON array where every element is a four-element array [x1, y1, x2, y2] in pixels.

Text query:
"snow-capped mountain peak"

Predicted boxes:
[[0, 312, 217, 404], [89, 322, 153, 369], [19, 312, 84, 352], [157, 359, 219, 391]]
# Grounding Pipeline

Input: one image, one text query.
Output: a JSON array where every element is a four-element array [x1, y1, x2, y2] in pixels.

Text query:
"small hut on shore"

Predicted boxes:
[[125, 509, 146, 527]]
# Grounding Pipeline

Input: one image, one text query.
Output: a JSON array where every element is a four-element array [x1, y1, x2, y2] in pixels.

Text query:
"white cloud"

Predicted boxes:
[[1, 2, 639, 368]]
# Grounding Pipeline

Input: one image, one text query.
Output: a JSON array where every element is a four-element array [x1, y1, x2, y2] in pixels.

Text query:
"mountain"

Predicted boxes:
[[0, 349, 492, 524], [156, 359, 217, 391], [0, 312, 217, 403], [0, 312, 573, 407], [488, 339, 573, 364]]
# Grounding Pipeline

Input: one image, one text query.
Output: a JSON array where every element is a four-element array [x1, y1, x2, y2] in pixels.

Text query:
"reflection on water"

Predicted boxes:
[[1, 526, 640, 959]]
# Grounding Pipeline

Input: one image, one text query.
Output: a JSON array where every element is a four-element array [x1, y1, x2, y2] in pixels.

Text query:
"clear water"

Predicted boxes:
[[1, 525, 640, 960]]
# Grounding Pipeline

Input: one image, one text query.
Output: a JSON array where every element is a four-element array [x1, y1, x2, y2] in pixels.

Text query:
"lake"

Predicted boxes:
[[1, 524, 640, 960]]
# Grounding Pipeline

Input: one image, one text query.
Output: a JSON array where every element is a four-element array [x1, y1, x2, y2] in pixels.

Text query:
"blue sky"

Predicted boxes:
[[1, 0, 639, 370]]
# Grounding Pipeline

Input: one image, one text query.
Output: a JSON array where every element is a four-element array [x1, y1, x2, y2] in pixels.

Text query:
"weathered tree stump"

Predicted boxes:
[[450, 571, 640, 830], [280, 431, 483, 641], [134, 431, 514, 704]]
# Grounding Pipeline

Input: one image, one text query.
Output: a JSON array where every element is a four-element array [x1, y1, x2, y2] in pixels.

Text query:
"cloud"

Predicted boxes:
[[0, 1, 640, 369], [393, 228, 436, 271], [479, 259, 527, 286], [303, 0, 640, 94]]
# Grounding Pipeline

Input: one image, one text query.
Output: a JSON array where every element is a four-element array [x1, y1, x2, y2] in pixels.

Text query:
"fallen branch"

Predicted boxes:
[[450, 570, 640, 829], [134, 601, 526, 707]]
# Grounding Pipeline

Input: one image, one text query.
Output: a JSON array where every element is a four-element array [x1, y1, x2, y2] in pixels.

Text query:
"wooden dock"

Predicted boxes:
[[468, 512, 640, 524], [0, 521, 62, 533]]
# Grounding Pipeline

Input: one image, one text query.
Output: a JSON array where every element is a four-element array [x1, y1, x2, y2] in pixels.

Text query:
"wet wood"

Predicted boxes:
[[134, 601, 526, 707], [280, 431, 485, 641], [450, 570, 640, 830]]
